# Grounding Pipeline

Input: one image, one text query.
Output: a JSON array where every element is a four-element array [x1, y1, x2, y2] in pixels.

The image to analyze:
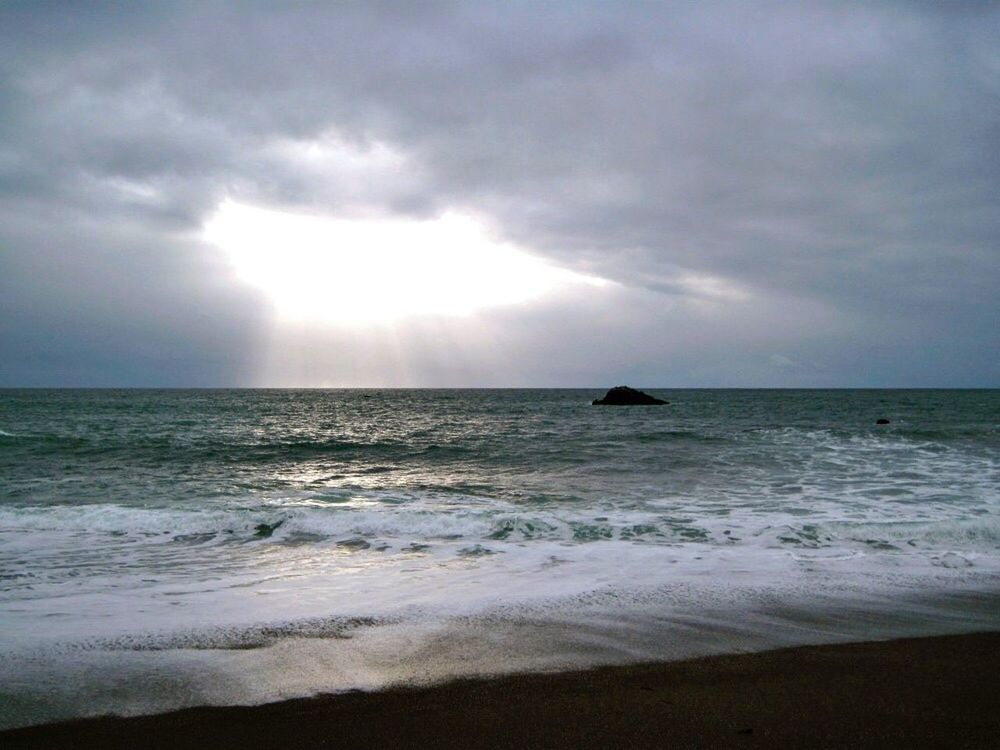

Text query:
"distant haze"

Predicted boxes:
[[1, 1, 997, 387]]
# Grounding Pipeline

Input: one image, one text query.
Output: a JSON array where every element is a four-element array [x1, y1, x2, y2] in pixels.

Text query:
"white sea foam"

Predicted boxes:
[[1, 539, 998, 730], [2, 492, 999, 658]]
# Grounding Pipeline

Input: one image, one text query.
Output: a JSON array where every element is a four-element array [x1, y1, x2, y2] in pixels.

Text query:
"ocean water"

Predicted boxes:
[[1, 388, 998, 728]]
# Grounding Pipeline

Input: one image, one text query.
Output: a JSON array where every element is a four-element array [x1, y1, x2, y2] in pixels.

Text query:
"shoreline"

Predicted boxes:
[[4, 631, 999, 748]]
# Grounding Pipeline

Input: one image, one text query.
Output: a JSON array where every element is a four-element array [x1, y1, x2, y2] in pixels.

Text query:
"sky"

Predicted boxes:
[[1, 1, 997, 387]]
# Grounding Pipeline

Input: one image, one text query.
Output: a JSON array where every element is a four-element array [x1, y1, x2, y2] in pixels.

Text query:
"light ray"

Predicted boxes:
[[204, 200, 607, 326]]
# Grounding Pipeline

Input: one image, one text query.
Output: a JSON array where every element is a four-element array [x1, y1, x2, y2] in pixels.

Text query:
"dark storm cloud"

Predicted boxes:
[[1, 1, 997, 385]]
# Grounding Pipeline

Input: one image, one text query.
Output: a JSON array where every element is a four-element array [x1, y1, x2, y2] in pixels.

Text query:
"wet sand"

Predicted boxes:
[[3, 632, 999, 749]]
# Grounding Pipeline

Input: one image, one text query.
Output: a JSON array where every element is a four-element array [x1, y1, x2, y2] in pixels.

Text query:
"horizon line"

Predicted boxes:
[[1, 386, 997, 391]]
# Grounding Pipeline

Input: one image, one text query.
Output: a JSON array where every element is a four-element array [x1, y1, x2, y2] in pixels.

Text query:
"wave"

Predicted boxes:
[[0, 432, 477, 465], [3, 498, 998, 558], [0, 501, 657, 546], [823, 517, 1000, 549], [897, 426, 1000, 442], [632, 429, 725, 444]]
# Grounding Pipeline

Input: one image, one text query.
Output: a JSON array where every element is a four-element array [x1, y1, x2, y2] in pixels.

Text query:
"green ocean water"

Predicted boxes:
[[3, 388, 997, 506], [1, 388, 998, 727]]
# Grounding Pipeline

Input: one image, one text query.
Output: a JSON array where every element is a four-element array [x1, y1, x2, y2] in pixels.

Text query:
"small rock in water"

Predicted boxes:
[[876, 418, 891, 425], [592, 385, 668, 405]]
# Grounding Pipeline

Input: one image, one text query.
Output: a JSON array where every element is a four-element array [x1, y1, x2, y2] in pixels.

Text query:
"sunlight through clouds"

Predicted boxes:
[[204, 201, 609, 326]]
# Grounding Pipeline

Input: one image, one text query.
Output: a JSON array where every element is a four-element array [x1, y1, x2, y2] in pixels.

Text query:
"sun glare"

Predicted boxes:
[[204, 201, 605, 325]]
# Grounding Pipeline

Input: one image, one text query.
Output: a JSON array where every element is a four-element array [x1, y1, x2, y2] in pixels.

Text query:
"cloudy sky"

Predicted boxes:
[[1, 1, 997, 387]]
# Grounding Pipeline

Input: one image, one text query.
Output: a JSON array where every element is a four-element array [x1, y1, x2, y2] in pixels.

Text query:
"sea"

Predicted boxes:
[[1, 388, 998, 728]]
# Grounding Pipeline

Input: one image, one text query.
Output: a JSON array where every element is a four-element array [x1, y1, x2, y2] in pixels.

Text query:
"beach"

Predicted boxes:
[[2, 389, 998, 730], [3, 632, 998, 748]]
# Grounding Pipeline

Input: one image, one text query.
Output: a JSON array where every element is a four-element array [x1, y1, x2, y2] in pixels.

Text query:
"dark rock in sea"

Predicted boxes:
[[592, 386, 668, 405], [876, 418, 891, 425]]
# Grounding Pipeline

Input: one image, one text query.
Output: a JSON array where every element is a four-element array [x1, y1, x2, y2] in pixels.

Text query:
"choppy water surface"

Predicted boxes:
[[1, 389, 998, 727]]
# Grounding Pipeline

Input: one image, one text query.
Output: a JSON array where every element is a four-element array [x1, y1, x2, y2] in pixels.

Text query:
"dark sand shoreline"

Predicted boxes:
[[4, 632, 999, 749]]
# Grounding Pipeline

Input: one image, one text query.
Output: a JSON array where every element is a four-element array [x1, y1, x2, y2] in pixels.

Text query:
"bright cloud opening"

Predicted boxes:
[[204, 201, 607, 325]]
